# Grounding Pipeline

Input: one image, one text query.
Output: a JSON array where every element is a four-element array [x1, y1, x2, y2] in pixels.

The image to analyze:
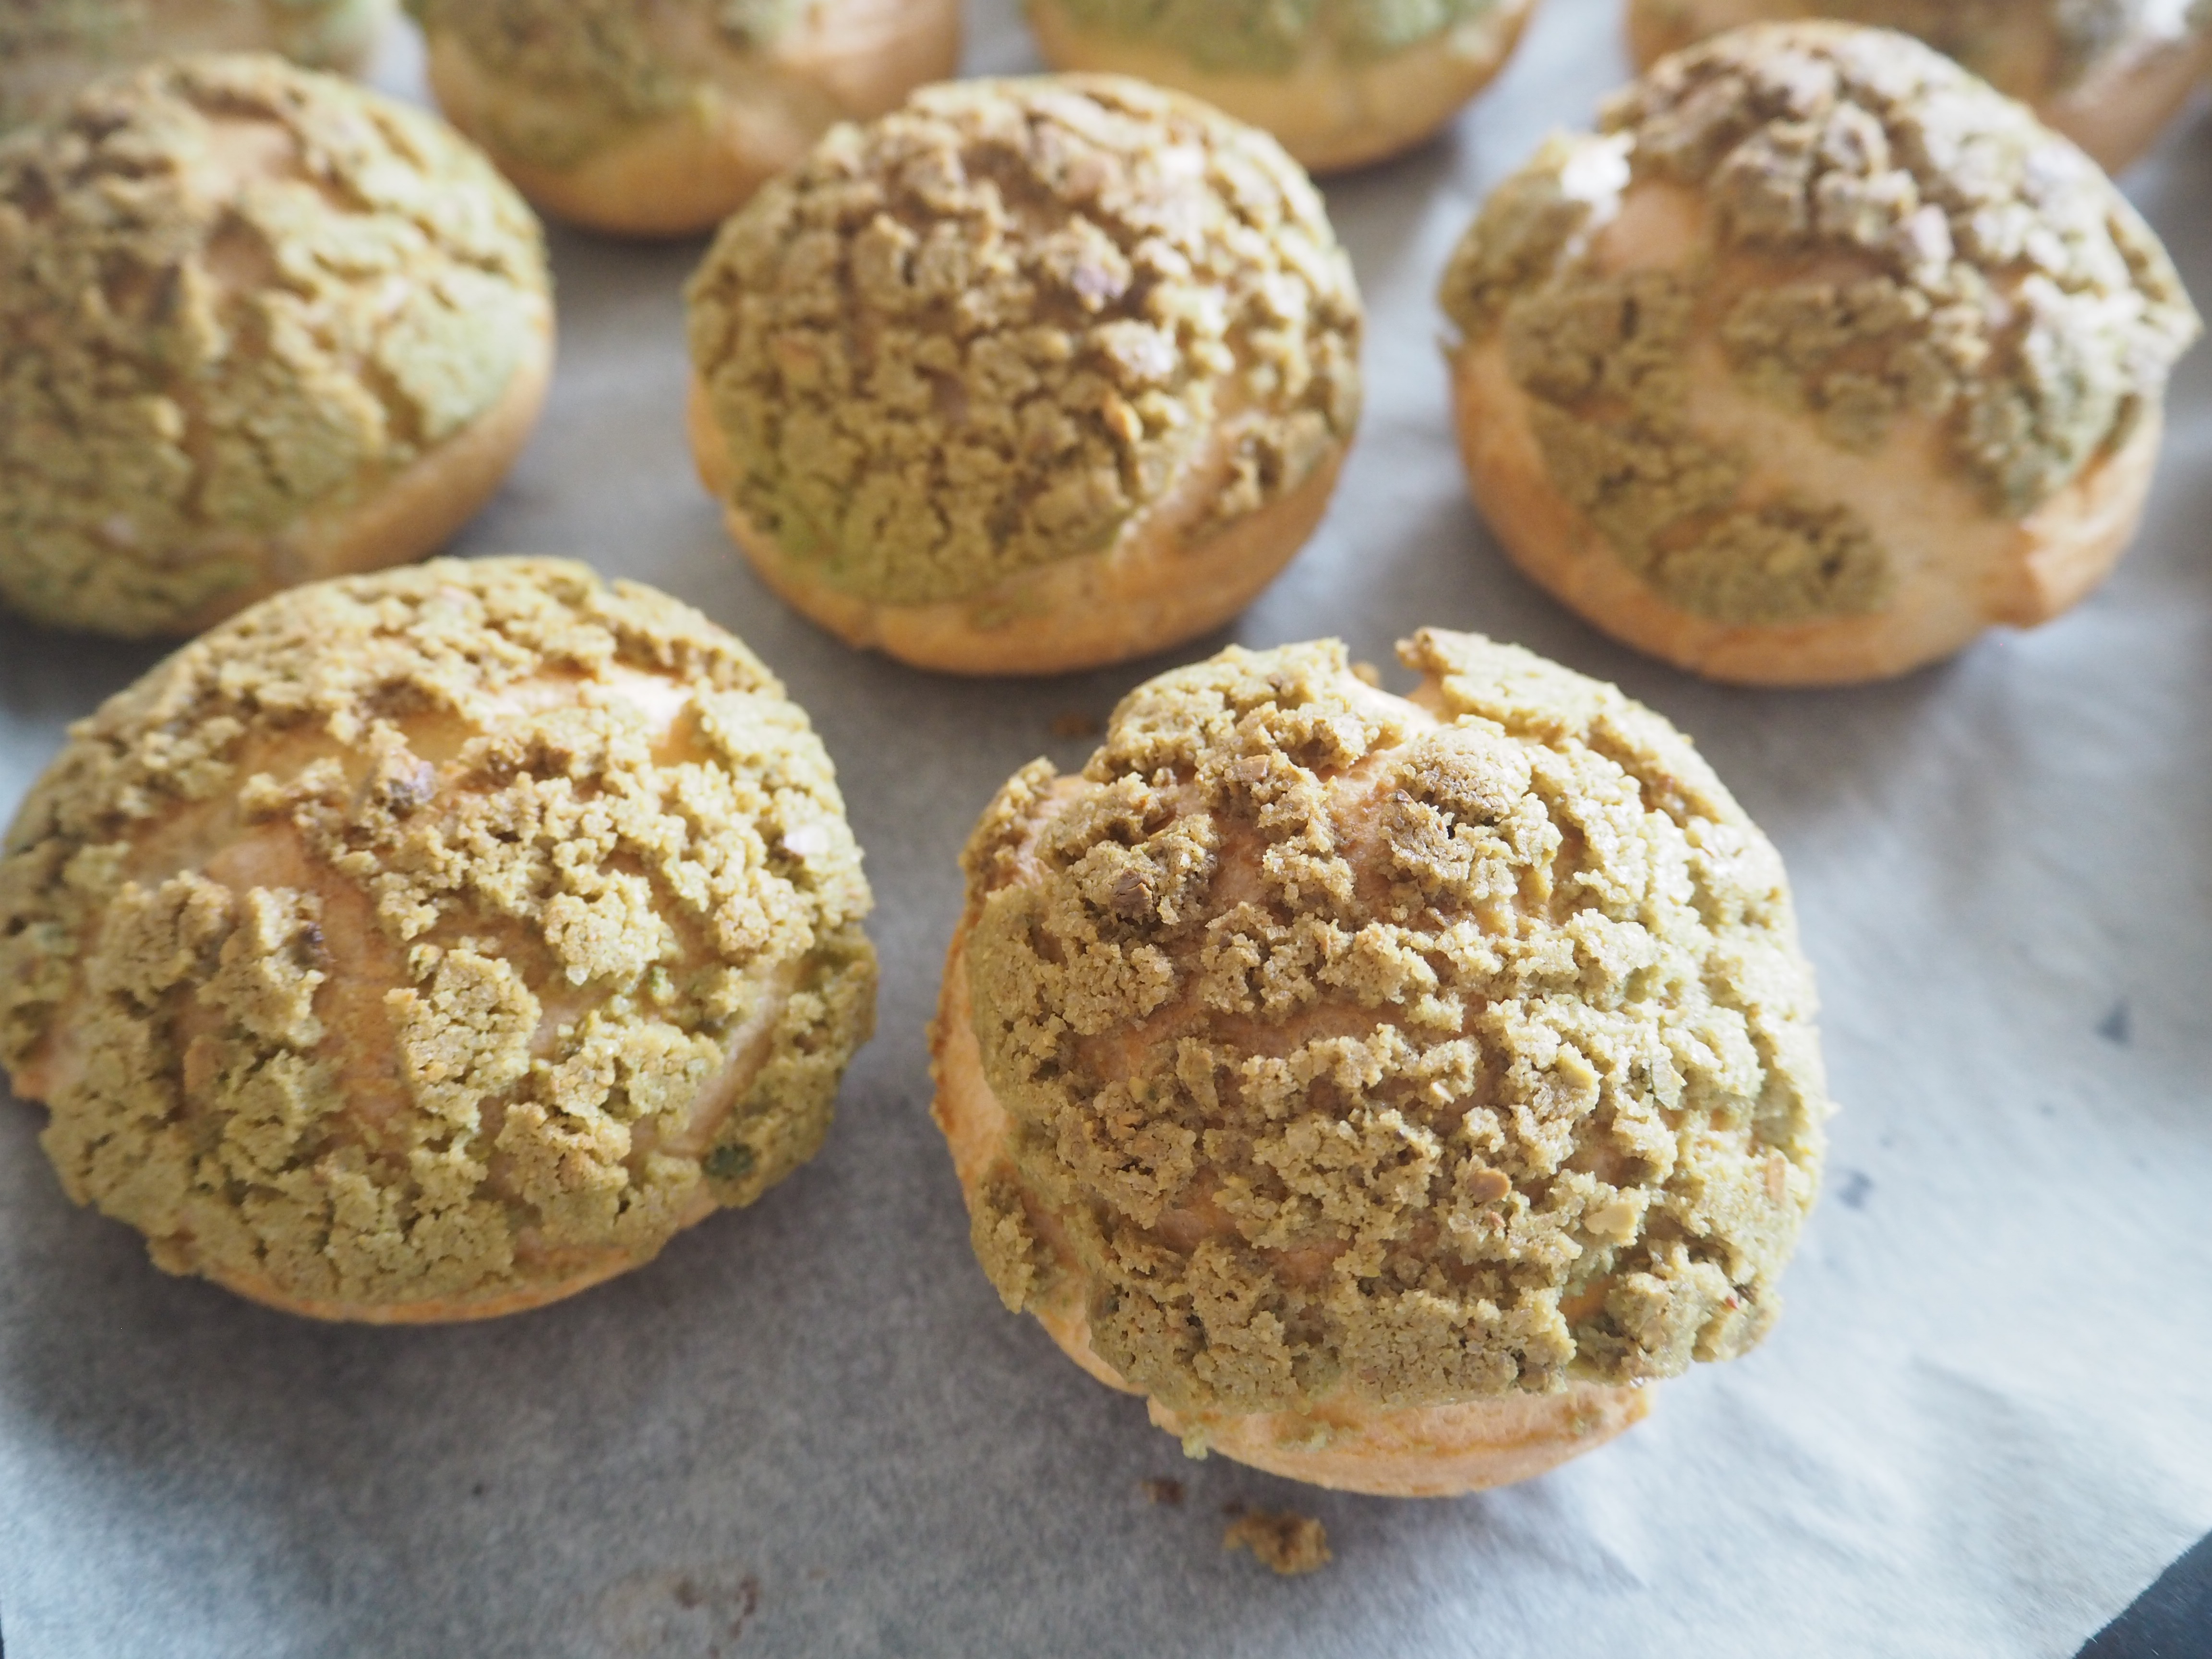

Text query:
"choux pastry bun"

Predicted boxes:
[[0, 55, 554, 639], [1625, 0, 2212, 173], [405, 0, 963, 238], [1021, 0, 1540, 172], [1439, 24, 2201, 686], [686, 75, 1363, 677], [0, 0, 393, 132], [0, 558, 877, 1322], [933, 632, 1832, 1495]]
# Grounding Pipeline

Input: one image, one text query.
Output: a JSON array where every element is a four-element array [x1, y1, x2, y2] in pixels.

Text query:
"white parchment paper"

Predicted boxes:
[[4, 3, 2211, 1654]]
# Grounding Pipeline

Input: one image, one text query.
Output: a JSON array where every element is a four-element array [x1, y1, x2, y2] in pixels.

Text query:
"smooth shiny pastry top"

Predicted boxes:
[[0, 0, 392, 130], [1626, 0, 2212, 171], [686, 74, 1360, 636], [0, 54, 553, 638], [945, 633, 1829, 1436], [1439, 23, 2200, 681], [0, 558, 876, 1322]]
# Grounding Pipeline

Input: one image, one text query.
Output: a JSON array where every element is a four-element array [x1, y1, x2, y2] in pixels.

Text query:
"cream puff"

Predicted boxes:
[[1022, 0, 1540, 172], [1439, 24, 2201, 686], [0, 54, 554, 639], [1625, 0, 2212, 172], [686, 75, 1363, 677], [406, 0, 963, 237], [933, 631, 1831, 1494], [0, 0, 392, 131], [0, 558, 877, 1322]]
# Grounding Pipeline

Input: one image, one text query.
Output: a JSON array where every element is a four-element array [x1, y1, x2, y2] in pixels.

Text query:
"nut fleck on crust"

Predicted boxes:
[[686, 74, 1361, 671], [0, 558, 876, 1322], [1438, 24, 2200, 684], [0, 55, 553, 638], [933, 633, 1829, 1491]]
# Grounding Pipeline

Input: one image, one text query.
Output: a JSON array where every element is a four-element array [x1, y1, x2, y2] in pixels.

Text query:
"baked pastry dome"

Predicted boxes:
[[933, 632, 1830, 1495], [0, 558, 876, 1322], [1021, 0, 1540, 172], [405, 0, 962, 238], [0, 0, 393, 132], [686, 75, 1363, 677], [1625, 0, 2212, 172], [1438, 23, 2201, 686], [0, 55, 554, 639]]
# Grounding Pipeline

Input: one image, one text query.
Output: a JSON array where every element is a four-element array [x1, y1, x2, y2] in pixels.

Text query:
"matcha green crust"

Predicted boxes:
[[0, 0, 392, 129], [0, 54, 550, 638], [404, 0, 813, 169], [0, 558, 876, 1317], [958, 634, 1828, 1415], [1635, 0, 2211, 97], [1035, 0, 1508, 74], [687, 75, 1361, 610], [1439, 24, 2199, 626]]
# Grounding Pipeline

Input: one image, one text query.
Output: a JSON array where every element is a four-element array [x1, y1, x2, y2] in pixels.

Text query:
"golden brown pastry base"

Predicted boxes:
[[1447, 334, 2163, 686], [930, 921, 1651, 1498], [1623, 0, 2212, 174], [198, 1195, 716, 1324], [1025, 0, 1537, 172], [686, 378, 1343, 676], [162, 320, 554, 639], [423, 0, 962, 238]]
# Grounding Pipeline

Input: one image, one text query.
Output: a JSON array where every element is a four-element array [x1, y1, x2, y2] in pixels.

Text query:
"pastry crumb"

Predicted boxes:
[[1224, 1510, 1331, 1575], [1140, 1477, 1185, 1505]]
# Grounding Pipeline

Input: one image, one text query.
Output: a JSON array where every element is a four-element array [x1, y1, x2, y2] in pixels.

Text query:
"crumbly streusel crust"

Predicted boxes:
[[0, 54, 550, 636], [402, 0, 812, 169], [950, 633, 1829, 1415], [0, 558, 875, 1317], [1438, 23, 2200, 627], [687, 74, 1362, 609], [1034, 0, 1511, 73]]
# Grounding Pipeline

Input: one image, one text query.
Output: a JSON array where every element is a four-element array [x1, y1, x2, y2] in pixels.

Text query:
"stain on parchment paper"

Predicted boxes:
[[594, 1562, 760, 1655]]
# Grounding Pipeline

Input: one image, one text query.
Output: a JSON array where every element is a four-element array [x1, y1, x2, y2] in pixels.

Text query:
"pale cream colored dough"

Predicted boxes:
[[1024, 0, 1539, 172], [421, 0, 962, 238]]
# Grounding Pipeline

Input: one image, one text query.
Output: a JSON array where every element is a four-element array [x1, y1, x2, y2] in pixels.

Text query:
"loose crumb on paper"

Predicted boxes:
[[1224, 1510, 1331, 1575]]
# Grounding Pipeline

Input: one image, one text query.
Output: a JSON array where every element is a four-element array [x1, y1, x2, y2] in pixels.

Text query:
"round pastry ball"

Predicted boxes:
[[933, 631, 1831, 1496], [686, 75, 1364, 677], [0, 0, 394, 132], [0, 55, 554, 640], [1022, 0, 1539, 172], [406, 0, 963, 238], [1438, 24, 2201, 686], [0, 558, 877, 1323], [1625, 0, 2212, 172]]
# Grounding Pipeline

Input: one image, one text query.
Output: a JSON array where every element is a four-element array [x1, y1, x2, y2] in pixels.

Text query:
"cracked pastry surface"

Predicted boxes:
[[0, 54, 553, 638], [0, 0, 393, 131], [932, 633, 1829, 1493], [0, 558, 876, 1322], [1624, 0, 2212, 171], [686, 74, 1361, 675], [406, 0, 962, 236], [1438, 23, 2200, 685], [1022, 0, 1539, 172]]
